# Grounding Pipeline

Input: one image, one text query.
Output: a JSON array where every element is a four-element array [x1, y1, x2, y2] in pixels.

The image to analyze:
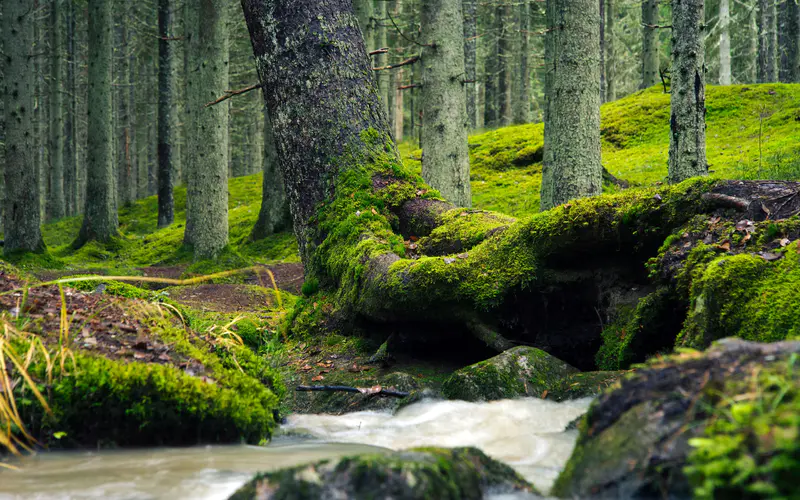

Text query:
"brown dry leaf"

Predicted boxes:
[[83, 337, 98, 347], [409, 235, 419, 242], [541, 390, 549, 399], [759, 252, 784, 262], [158, 353, 171, 362], [359, 385, 382, 395], [460, 212, 468, 217], [319, 369, 330, 374], [301, 364, 313, 372], [371, 208, 378, 215], [408, 243, 418, 250], [457, 253, 469, 259], [742, 233, 752, 244], [709, 216, 721, 225], [348, 363, 362, 373], [719, 241, 731, 251], [133, 352, 148, 360], [780, 238, 791, 247], [311, 375, 325, 382]]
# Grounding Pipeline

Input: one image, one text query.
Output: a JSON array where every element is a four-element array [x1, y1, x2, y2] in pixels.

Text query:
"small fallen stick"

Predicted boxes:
[[296, 385, 409, 398]]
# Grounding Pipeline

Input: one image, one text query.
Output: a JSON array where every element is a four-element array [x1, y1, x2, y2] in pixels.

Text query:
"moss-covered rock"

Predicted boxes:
[[552, 338, 800, 499], [548, 370, 625, 401], [441, 347, 577, 401], [229, 447, 538, 500]]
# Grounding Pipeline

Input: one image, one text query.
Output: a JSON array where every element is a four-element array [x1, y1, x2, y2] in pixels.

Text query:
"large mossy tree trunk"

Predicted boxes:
[[185, 0, 229, 260], [242, 0, 800, 372], [48, 0, 66, 221], [157, 0, 176, 228], [251, 107, 290, 240], [77, 0, 119, 246], [3, 0, 46, 254], [540, 0, 602, 210], [641, 0, 660, 88], [668, 0, 708, 184], [420, 0, 471, 208]]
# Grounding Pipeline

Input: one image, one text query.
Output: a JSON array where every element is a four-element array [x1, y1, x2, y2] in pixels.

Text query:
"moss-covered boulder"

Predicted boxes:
[[229, 447, 538, 500], [552, 338, 800, 499], [548, 370, 625, 401], [441, 347, 577, 401]]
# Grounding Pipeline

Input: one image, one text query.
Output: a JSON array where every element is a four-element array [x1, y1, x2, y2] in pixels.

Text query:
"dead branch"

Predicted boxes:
[[205, 83, 262, 108], [369, 48, 389, 56], [296, 385, 410, 398], [397, 84, 421, 90], [701, 192, 751, 211], [373, 56, 420, 72]]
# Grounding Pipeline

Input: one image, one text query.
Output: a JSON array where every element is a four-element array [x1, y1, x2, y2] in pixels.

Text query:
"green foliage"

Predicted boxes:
[[300, 278, 319, 297], [685, 355, 800, 499]]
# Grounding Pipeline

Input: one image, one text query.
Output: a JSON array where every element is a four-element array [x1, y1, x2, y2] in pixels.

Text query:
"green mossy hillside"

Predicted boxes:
[[402, 84, 800, 217], [34, 174, 298, 274]]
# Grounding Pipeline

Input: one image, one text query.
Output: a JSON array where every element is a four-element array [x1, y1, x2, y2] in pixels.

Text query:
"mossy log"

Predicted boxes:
[[241, 1, 800, 370]]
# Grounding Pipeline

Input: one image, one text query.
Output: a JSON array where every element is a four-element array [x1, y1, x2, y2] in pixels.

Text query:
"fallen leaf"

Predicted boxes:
[[408, 243, 418, 250], [780, 238, 791, 247], [718, 241, 731, 251], [541, 390, 549, 399], [409, 235, 419, 242], [457, 253, 469, 259], [460, 212, 468, 217], [371, 208, 378, 215], [133, 352, 148, 360], [348, 363, 362, 373], [709, 216, 721, 225], [759, 252, 783, 262], [312, 375, 325, 382], [359, 385, 382, 395], [301, 364, 313, 372], [742, 233, 752, 244], [83, 337, 98, 347], [158, 353, 171, 362], [443, 257, 456, 264], [735, 220, 756, 233]]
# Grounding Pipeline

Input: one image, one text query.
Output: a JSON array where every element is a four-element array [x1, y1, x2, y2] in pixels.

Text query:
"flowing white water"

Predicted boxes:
[[283, 397, 593, 494], [0, 397, 591, 499]]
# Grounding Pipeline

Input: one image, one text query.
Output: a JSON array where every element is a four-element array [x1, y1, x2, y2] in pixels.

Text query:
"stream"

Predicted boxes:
[[0, 397, 592, 499]]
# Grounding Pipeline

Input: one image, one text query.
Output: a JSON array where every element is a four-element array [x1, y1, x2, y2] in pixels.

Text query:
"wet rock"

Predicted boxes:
[[548, 370, 625, 401], [229, 447, 539, 500], [552, 338, 800, 499], [289, 371, 421, 415], [441, 346, 578, 401]]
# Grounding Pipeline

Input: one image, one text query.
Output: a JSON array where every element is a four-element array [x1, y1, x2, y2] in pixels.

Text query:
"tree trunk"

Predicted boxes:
[[185, 0, 229, 260], [65, 0, 78, 216], [719, 0, 732, 84], [115, 9, 134, 208], [641, 0, 660, 88], [795, 0, 800, 81], [600, 0, 606, 102], [419, 0, 471, 208], [48, 0, 66, 220], [463, 0, 478, 130], [540, 0, 603, 210], [779, 0, 799, 82], [669, 0, 708, 184], [183, 0, 198, 244], [354, 0, 374, 50], [157, 0, 176, 228], [514, 0, 531, 124], [758, 0, 778, 82], [484, 8, 499, 128], [77, 0, 119, 245], [605, 0, 616, 101], [251, 107, 290, 240], [3, 0, 45, 254], [497, 5, 513, 126], [375, 0, 389, 116]]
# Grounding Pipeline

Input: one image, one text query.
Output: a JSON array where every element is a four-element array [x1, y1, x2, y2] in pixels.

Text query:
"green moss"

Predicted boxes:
[[685, 354, 800, 499], [2, 250, 64, 270], [678, 244, 800, 348], [16, 348, 279, 448], [301, 278, 319, 297], [182, 246, 252, 280]]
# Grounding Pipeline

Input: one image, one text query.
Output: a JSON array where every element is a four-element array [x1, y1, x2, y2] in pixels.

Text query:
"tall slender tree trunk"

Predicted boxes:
[[498, 5, 513, 126], [483, 8, 500, 128], [375, 0, 389, 115], [514, 0, 531, 124], [185, 0, 229, 260], [719, 0, 732, 84], [641, 0, 660, 88], [354, 0, 374, 50], [49, 0, 65, 220], [794, 0, 800, 81], [541, 0, 602, 210], [251, 107, 290, 239], [241, 0, 395, 267], [600, 0, 606, 102], [669, 0, 707, 183], [3, 0, 45, 254], [778, 0, 799, 81], [77, 0, 119, 245], [65, 0, 77, 216], [746, 0, 759, 82], [541, 0, 556, 206], [420, 0, 471, 208], [115, 11, 133, 208], [463, 0, 478, 130], [183, 0, 198, 244], [605, 0, 616, 100], [758, 0, 778, 82], [157, 0, 176, 228]]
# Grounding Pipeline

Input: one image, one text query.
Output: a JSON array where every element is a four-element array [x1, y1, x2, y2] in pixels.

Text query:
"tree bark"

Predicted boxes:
[[65, 0, 78, 216], [183, 0, 198, 245], [641, 0, 660, 88], [251, 107, 290, 240], [375, 0, 389, 117], [157, 0, 176, 228], [497, 5, 513, 126], [3, 0, 45, 254], [114, 8, 134, 208], [758, 0, 778, 82], [77, 0, 119, 245], [719, 0, 732, 84], [540, 0, 603, 210], [463, 0, 478, 130], [420, 0, 471, 208], [669, 0, 708, 184], [484, 8, 500, 128], [354, 0, 374, 50], [605, 0, 616, 101], [778, 0, 799, 82], [185, 0, 229, 260], [514, 0, 531, 124], [49, 0, 66, 220], [600, 0, 606, 102]]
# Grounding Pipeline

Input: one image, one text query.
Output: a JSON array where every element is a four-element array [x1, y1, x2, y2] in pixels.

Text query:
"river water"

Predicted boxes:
[[0, 397, 592, 499]]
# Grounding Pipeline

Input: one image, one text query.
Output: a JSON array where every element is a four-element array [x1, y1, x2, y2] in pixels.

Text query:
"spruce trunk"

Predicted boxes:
[[77, 0, 119, 245], [463, 0, 478, 130], [185, 0, 229, 260], [719, 0, 732, 85], [49, 0, 65, 220], [3, 0, 45, 254], [157, 0, 176, 228], [251, 107, 290, 240], [641, 0, 660, 88], [668, 0, 708, 183], [540, 0, 603, 210]]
